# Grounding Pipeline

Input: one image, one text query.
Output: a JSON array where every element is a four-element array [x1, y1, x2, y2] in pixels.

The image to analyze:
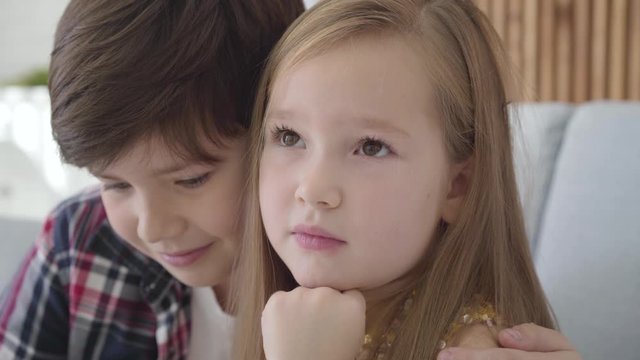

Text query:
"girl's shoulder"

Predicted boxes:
[[442, 297, 501, 349], [450, 323, 500, 348]]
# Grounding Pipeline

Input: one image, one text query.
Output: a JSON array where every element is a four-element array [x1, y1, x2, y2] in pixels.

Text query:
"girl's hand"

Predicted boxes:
[[437, 323, 582, 360], [261, 286, 366, 360]]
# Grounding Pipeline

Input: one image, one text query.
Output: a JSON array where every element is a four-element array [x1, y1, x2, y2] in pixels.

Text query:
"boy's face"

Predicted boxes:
[[94, 136, 246, 288]]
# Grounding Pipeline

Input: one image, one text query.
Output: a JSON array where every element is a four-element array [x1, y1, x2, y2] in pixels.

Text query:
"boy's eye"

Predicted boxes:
[[356, 138, 391, 157], [176, 172, 211, 189], [103, 182, 131, 191]]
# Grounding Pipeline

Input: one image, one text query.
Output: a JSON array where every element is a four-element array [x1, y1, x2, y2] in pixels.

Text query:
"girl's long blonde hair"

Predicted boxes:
[[233, 1, 555, 359]]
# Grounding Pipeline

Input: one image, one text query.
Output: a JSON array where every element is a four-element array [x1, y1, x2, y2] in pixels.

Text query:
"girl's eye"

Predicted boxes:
[[103, 182, 131, 192], [271, 125, 304, 148], [281, 131, 300, 147], [357, 138, 391, 157], [176, 172, 211, 189]]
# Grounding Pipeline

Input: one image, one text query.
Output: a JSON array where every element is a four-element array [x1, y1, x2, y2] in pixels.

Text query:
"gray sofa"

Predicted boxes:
[[1, 101, 638, 359], [514, 101, 640, 360]]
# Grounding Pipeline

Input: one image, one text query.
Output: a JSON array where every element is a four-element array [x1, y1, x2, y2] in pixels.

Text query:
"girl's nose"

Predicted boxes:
[[294, 160, 343, 210]]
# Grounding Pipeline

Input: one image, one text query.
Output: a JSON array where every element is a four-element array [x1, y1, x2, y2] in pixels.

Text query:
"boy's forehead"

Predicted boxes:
[[90, 135, 245, 176], [90, 153, 208, 178]]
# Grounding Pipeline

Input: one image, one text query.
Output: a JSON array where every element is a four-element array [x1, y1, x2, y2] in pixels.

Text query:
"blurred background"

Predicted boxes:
[[0, 0, 94, 223]]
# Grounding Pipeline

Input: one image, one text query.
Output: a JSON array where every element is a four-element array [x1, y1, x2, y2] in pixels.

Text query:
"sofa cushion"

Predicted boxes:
[[535, 101, 640, 360], [511, 103, 574, 250]]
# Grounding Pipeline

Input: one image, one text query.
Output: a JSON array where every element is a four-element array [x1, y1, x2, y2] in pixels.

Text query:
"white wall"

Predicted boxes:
[[0, 87, 96, 220], [0, 0, 69, 83], [0, 0, 318, 84]]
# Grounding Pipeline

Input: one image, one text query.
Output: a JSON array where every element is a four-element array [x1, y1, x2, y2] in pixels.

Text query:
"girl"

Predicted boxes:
[[233, 0, 558, 359]]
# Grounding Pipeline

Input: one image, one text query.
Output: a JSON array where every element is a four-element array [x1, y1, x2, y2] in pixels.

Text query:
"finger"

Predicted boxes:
[[437, 347, 582, 360], [264, 290, 288, 306], [342, 289, 366, 307], [498, 323, 576, 352]]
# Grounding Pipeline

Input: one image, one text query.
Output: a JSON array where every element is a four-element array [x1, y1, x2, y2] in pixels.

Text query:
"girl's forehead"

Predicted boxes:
[[268, 35, 436, 118]]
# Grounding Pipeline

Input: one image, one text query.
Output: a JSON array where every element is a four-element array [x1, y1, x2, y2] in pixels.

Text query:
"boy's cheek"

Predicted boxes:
[[102, 197, 136, 241]]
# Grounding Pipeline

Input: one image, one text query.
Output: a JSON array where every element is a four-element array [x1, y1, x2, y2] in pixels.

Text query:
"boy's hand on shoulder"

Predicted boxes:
[[450, 323, 500, 349], [261, 286, 366, 360], [437, 323, 582, 360]]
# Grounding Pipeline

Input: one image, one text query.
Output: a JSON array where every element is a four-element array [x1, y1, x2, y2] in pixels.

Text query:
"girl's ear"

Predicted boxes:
[[442, 158, 473, 224]]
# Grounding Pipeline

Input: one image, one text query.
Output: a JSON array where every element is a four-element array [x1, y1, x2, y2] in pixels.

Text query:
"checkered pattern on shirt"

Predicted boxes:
[[0, 189, 192, 360]]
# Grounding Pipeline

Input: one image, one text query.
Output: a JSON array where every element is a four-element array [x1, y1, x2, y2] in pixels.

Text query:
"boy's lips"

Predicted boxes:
[[159, 243, 213, 267], [292, 224, 346, 251]]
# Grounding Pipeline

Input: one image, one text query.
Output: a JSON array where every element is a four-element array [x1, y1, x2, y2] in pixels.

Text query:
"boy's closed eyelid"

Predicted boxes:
[[102, 181, 131, 191], [174, 172, 212, 188]]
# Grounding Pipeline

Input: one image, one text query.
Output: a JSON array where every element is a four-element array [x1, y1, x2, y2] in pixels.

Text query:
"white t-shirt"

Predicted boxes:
[[187, 287, 235, 360]]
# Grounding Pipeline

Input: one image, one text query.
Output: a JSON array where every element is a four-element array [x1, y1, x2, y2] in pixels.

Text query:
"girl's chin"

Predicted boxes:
[[295, 277, 350, 291]]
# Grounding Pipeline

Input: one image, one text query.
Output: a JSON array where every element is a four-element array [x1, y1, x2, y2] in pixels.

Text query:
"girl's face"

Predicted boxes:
[[260, 35, 454, 291]]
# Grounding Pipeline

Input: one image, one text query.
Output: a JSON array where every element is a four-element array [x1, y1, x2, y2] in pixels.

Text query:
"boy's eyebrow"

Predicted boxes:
[[152, 158, 221, 175], [90, 160, 219, 179], [90, 171, 117, 180], [152, 163, 194, 175]]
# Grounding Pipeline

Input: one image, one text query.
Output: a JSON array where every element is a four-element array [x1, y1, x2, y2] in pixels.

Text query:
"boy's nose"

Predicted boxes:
[[136, 199, 186, 243]]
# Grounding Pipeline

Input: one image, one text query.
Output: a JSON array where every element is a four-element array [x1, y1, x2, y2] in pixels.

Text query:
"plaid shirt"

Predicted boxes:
[[0, 188, 193, 360]]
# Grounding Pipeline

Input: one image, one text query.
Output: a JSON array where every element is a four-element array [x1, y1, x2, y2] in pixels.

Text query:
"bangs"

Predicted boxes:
[[86, 74, 246, 172], [154, 82, 246, 165], [51, 0, 302, 172]]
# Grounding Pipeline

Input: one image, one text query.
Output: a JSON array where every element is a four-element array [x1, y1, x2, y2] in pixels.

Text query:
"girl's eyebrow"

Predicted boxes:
[[353, 116, 410, 138], [266, 108, 410, 138], [264, 108, 297, 123]]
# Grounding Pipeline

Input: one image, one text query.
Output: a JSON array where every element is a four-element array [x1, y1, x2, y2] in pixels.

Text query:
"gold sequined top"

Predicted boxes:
[[358, 294, 500, 359], [439, 297, 500, 349]]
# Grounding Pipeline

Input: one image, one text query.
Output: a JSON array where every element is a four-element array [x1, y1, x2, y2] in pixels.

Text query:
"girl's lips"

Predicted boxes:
[[292, 225, 346, 251], [159, 243, 213, 267], [294, 232, 346, 251]]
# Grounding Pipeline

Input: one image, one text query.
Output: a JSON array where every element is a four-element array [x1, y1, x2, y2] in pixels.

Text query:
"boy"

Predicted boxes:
[[0, 0, 580, 359], [0, 1, 303, 359]]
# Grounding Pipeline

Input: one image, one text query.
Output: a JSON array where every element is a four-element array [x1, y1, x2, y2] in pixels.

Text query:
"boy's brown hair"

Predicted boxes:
[[49, 0, 304, 169]]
